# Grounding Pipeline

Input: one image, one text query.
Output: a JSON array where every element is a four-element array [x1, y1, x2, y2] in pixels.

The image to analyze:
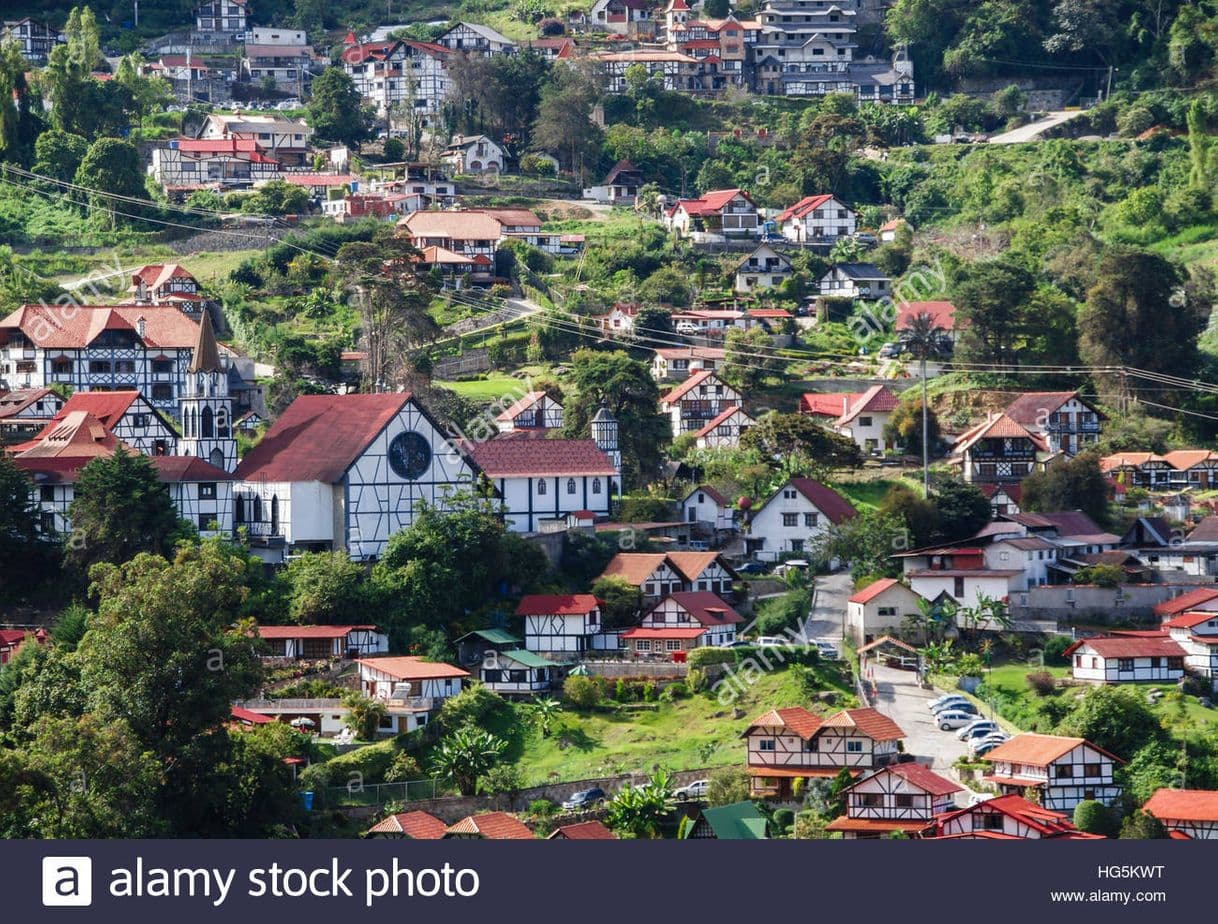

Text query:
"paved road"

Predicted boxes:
[[868, 663, 972, 773], [804, 570, 853, 644], [987, 109, 1087, 144]]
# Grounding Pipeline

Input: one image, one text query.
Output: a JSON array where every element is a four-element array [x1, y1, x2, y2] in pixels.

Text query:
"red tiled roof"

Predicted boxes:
[[0, 304, 206, 349], [799, 392, 858, 417], [1143, 789, 1218, 824], [368, 810, 447, 839], [658, 590, 743, 625], [281, 173, 357, 187], [466, 438, 616, 477], [515, 594, 600, 617], [547, 820, 615, 839], [821, 707, 905, 742], [824, 817, 929, 834], [932, 794, 1077, 836], [130, 263, 196, 291], [599, 552, 669, 585], [230, 706, 273, 725], [255, 624, 378, 639], [665, 551, 731, 583], [745, 308, 792, 319], [466, 207, 542, 228], [493, 390, 547, 422], [233, 394, 422, 484], [838, 384, 899, 424], [983, 733, 1124, 766], [1162, 449, 1218, 470], [848, 577, 900, 605], [885, 762, 963, 796], [895, 300, 960, 332], [1163, 609, 1218, 629], [675, 188, 753, 218], [444, 812, 533, 839], [149, 456, 235, 483], [1064, 634, 1184, 661], [744, 706, 822, 740], [0, 387, 57, 419], [47, 391, 139, 431], [774, 194, 833, 223], [620, 626, 706, 639], [355, 656, 469, 681], [399, 210, 504, 241], [684, 483, 729, 506], [16, 411, 123, 459], [954, 413, 1048, 453]]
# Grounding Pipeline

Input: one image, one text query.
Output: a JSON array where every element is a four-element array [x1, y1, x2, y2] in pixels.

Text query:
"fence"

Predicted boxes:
[[316, 778, 444, 809], [432, 349, 490, 378]]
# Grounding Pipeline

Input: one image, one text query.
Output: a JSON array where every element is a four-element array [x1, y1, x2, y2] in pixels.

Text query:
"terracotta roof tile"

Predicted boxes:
[[444, 812, 533, 839], [1003, 391, 1084, 426], [547, 820, 615, 839], [355, 656, 469, 681], [656, 590, 743, 625], [1143, 788, 1218, 824], [775, 194, 833, 224], [848, 577, 900, 605], [1, 304, 207, 350], [744, 706, 822, 740], [368, 810, 447, 838], [515, 594, 600, 616], [983, 733, 1123, 766], [466, 438, 616, 477], [1064, 634, 1184, 660], [821, 707, 905, 742]]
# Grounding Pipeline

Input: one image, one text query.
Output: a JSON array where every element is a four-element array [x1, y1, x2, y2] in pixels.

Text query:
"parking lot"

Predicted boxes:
[[869, 663, 978, 772]]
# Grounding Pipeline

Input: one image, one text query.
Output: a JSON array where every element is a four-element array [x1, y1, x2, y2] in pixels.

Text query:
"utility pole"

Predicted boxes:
[[921, 351, 930, 498], [134, 0, 139, 28], [1105, 65, 1114, 101]]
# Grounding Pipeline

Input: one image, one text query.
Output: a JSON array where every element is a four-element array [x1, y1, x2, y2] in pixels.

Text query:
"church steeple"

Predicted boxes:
[[179, 310, 236, 472]]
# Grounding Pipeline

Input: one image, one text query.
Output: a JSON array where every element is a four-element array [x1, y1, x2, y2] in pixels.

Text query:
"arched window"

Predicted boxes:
[[209, 448, 224, 469], [201, 406, 214, 438], [537, 479, 547, 496], [567, 478, 577, 495], [592, 478, 601, 495], [253, 496, 262, 523], [270, 495, 279, 534], [235, 497, 245, 524]]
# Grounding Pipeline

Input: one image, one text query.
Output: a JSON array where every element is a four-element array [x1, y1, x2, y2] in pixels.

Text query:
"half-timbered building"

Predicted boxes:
[[982, 733, 1124, 813], [356, 656, 469, 732], [434, 22, 515, 55], [694, 405, 755, 449], [1142, 788, 1218, 839], [1065, 635, 1186, 686], [443, 812, 533, 839], [1004, 391, 1103, 458], [747, 476, 856, 560], [597, 551, 738, 603], [477, 648, 562, 696], [680, 484, 736, 531], [254, 624, 389, 660], [517, 594, 613, 657], [493, 390, 564, 433], [925, 794, 1099, 840], [742, 706, 905, 799], [953, 412, 1049, 485], [30, 390, 176, 458], [129, 263, 206, 312], [0, 304, 204, 417], [660, 371, 743, 439], [233, 393, 479, 563], [0, 388, 63, 445], [1163, 610, 1218, 690], [826, 763, 961, 838]]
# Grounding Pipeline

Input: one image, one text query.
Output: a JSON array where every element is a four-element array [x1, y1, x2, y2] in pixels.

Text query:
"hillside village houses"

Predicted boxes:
[[597, 551, 738, 603], [1, 18, 64, 64], [129, 264, 207, 313], [341, 33, 452, 122], [694, 404, 755, 449], [734, 244, 793, 293], [826, 762, 962, 838], [660, 370, 743, 438], [925, 794, 1101, 840], [982, 733, 1124, 813], [1142, 789, 1218, 839], [746, 476, 856, 560], [620, 590, 744, 657], [846, 578, 926, 645], [0, 388, 64, 446], [774, 194, 857, 243], [650, 346, 725, 381], [665, 188, 760, 240], [818, 262, 891, 300], [800, 384, 900, 454]]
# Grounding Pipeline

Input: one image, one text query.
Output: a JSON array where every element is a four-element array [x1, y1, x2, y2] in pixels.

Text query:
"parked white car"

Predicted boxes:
[[814, 640, 841, 660], [927, 695, 970, 712], [674, 779, 710, 801], [936, 710, 977, 730], [930, 699, 977, 717], [755, 636, 792, 648], [969, 733, 1010, 756], [957, 720, 1002, 741]]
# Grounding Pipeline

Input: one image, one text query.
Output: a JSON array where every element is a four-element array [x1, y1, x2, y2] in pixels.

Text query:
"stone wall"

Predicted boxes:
[[1009, 583, 1206, 626]]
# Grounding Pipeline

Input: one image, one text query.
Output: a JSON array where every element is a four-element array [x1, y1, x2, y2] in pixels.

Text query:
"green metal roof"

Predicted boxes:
[[685, 801, 768, 840], [458, 628, 521, 645], [498, 649, 557, 669]]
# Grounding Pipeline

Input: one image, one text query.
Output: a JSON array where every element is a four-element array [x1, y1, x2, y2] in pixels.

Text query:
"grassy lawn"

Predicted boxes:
[[502, 663, 855, 786], [832, 475, 925, 512], [436, 373, 527, 401]]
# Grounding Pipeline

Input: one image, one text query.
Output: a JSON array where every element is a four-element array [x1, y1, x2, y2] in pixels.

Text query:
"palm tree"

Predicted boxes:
[[429, 726, 508, 796], [604, 769, 673, 838], [897, 311, 953, 497], [529, 697, 563, 738]]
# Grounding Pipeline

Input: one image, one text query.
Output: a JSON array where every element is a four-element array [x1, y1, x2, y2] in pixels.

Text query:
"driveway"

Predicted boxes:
[[987, 109, 1087, 144], [868, 663, 972, 773], [804, 571, 853, 644]]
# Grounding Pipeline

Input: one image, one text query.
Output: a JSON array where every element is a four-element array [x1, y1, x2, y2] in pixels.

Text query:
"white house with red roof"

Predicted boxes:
[[895, 545, 1023, 610], [356, 656, 470, 732], [464, 438, 618, 533], [982, 733, 1124, 812], [583, 159, 644, 205], [129, 264, 204, 312], [1066, 634, 1186, 686], [1003, 391, 1103, 458], [832, 384, 899, 454], [0, 304, 207, 416], [680, 483, 736, 531], [198, 113, 313, 166], [742, 706, 905, 799], [895, 300, 963, 345], [517, 594, 615, 656], [493, 390, 564, 433], [0, 387, 63, 445], [665, 188, 759, 239], [1143, 788, 1218, 839], [650, 346, 725, 381], [597, 551, 738, 602], [593, 303, 640, 337], [232, 393, 479, 562], [150, 136, 281, 193], [694, 404, 755, 449], [32, 390, 176, 458], [660, 370, 743, 438], [669, 308, 746, 336], [1162, 609, 1218, 689], [952, 412, 1050, 485], [746, 476, 856, 560], [398, 209, 505, 258], [774, 194, 856, 243], [846, 578, 925, 645], [254, 624, 389, 660], [826, 762, 961, 838], [925, 794, 1099, 840], [590, 0, 652, 35], [621, 590, 744, 657]]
